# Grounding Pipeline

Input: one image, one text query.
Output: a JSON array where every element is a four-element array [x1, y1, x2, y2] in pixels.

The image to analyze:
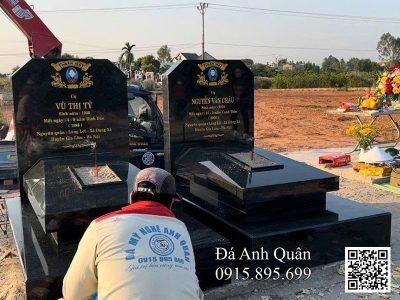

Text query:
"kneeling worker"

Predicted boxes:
[[63, 167, 203, 300]]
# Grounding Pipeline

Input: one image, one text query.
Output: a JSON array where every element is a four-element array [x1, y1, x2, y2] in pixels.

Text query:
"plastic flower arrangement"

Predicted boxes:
[[375, 64, 400, 104], [345, 124, 380, 150]]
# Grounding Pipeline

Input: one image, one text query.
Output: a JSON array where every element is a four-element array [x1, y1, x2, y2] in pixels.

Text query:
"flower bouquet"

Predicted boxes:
[[345, 124, 380, 150], [375, 64, 400, 107]]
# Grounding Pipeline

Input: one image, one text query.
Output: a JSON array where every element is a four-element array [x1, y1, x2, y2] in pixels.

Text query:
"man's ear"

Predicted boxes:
[[168, 198, 177, 210]]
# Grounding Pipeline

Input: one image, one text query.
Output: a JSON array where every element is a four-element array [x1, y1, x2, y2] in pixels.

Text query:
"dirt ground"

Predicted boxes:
[[1, 88, 399, 300], [253, 89, 399, 152], [0, 240, 25, 300], [0, 105, 12, 125]]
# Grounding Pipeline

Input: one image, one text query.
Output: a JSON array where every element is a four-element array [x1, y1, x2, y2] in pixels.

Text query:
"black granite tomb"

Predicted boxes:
[[7, 59, 231, 298], [7, 59, 131, 298], [12, 59, 130, 235], [163, 60, 391, 269]]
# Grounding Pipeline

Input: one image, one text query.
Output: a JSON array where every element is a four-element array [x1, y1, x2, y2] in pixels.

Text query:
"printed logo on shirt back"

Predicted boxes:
[[124, 224, 192, 273], [149, 234, 175, 256]]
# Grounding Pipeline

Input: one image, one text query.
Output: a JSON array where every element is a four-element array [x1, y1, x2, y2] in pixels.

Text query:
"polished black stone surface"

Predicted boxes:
[[226, 152, 283, 171], [23, 154, 129, 234], [12, 59, 130, 235], [7, 164, 231, 299], [12, 59, 129, 185], [172, 203, 232, 289], [182, 193, 391, 269], [163, 60, 254, 173], [7, 198, 74, 299], [175, 147, 339, 214]]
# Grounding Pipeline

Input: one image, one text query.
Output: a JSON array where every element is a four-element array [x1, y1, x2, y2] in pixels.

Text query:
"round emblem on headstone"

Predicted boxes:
[[66, 67, 79, 83], [142, 151, 155, 166], [149, 234, 174, 256], [208, 67, 218, 82]]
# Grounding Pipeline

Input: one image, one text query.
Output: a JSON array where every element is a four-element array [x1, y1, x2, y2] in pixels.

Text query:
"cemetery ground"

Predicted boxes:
[[1, 88, 400, 299]]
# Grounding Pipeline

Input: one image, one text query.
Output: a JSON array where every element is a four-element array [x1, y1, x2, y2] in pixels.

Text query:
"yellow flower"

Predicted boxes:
[[394, 87, 400, 94], [394, 76, 400, 83], [380, 76, 388, 84], [345, 124, 380, 147], [380, 87, 386, 94], [345, 124, 359, 136], [359, 128, 372, 136]]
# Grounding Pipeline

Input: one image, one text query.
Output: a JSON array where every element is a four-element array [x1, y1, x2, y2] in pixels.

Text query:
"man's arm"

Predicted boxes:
[[63, 221, 98, 300]]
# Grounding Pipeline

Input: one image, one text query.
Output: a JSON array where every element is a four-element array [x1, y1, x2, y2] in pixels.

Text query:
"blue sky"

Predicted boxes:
[[1, 0, 399, 73]]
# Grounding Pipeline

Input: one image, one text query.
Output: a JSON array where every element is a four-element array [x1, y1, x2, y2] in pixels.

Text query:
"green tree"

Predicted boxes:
[[159, 64, 171, 74], [339, 59, 346, 71], [141, 64, 157, 73], [377, 33, 400, 64], [0, 77, 11, 92], [11, 65, 20, 74], [135, 55, 160, 73], [119, 42, 135, 71], [304, 62, 320, 72], [346, 57, 360, 71], [250, 63, 268, 77], [61, 53, 78, 59], [322, 55, 342, 72], [277, 58, 288, 66], [264, 65, 277, 77], [157, 45, 172, 63], [241, 58, 254, 68], [345, 57, 382, 72]]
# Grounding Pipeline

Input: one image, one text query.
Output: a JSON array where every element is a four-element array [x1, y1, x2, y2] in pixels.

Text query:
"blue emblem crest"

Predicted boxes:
[[149, 234, 175, 256], [66, 67, 79, 83], [208, 67, 218, 82]]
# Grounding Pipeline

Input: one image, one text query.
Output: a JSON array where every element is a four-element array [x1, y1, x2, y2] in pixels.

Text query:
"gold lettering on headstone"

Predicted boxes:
[[36, 99, 113, 148], [184, 95, 241, 138]]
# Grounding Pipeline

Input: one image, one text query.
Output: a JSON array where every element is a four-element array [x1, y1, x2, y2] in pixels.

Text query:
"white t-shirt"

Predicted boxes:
[[63, 201, 203, 300]]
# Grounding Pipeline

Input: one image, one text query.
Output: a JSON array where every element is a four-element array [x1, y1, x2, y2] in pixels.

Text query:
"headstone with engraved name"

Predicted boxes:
[[163, 60, 256, 172], [12, 59, 129, 235]]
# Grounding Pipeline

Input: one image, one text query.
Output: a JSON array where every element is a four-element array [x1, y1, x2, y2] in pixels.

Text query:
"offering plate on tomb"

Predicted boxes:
[[69, 165, 123, 189]]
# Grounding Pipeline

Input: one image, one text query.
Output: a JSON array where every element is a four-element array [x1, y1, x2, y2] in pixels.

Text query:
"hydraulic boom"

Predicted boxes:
[[0, 0, 62, 58]]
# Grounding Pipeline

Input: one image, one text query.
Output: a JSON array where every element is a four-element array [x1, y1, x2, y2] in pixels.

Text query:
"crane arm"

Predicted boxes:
[[0, 0, 62, 58]]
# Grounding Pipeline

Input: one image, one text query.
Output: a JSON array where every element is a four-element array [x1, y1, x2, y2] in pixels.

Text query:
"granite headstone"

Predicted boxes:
[[12, 59, 130, 234], [163, 60, 256, 173]]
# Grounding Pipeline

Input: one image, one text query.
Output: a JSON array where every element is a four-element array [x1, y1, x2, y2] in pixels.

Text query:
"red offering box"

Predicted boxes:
[[319, 153, 351, 167]]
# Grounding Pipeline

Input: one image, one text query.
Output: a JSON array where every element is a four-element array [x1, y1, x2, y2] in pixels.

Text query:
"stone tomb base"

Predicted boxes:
[[175, 148, 391, 270], [182, 194, 391, 269]]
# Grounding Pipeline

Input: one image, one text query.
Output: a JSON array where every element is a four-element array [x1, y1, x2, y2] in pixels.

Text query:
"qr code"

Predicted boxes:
[[345, 247, 391, 293]]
